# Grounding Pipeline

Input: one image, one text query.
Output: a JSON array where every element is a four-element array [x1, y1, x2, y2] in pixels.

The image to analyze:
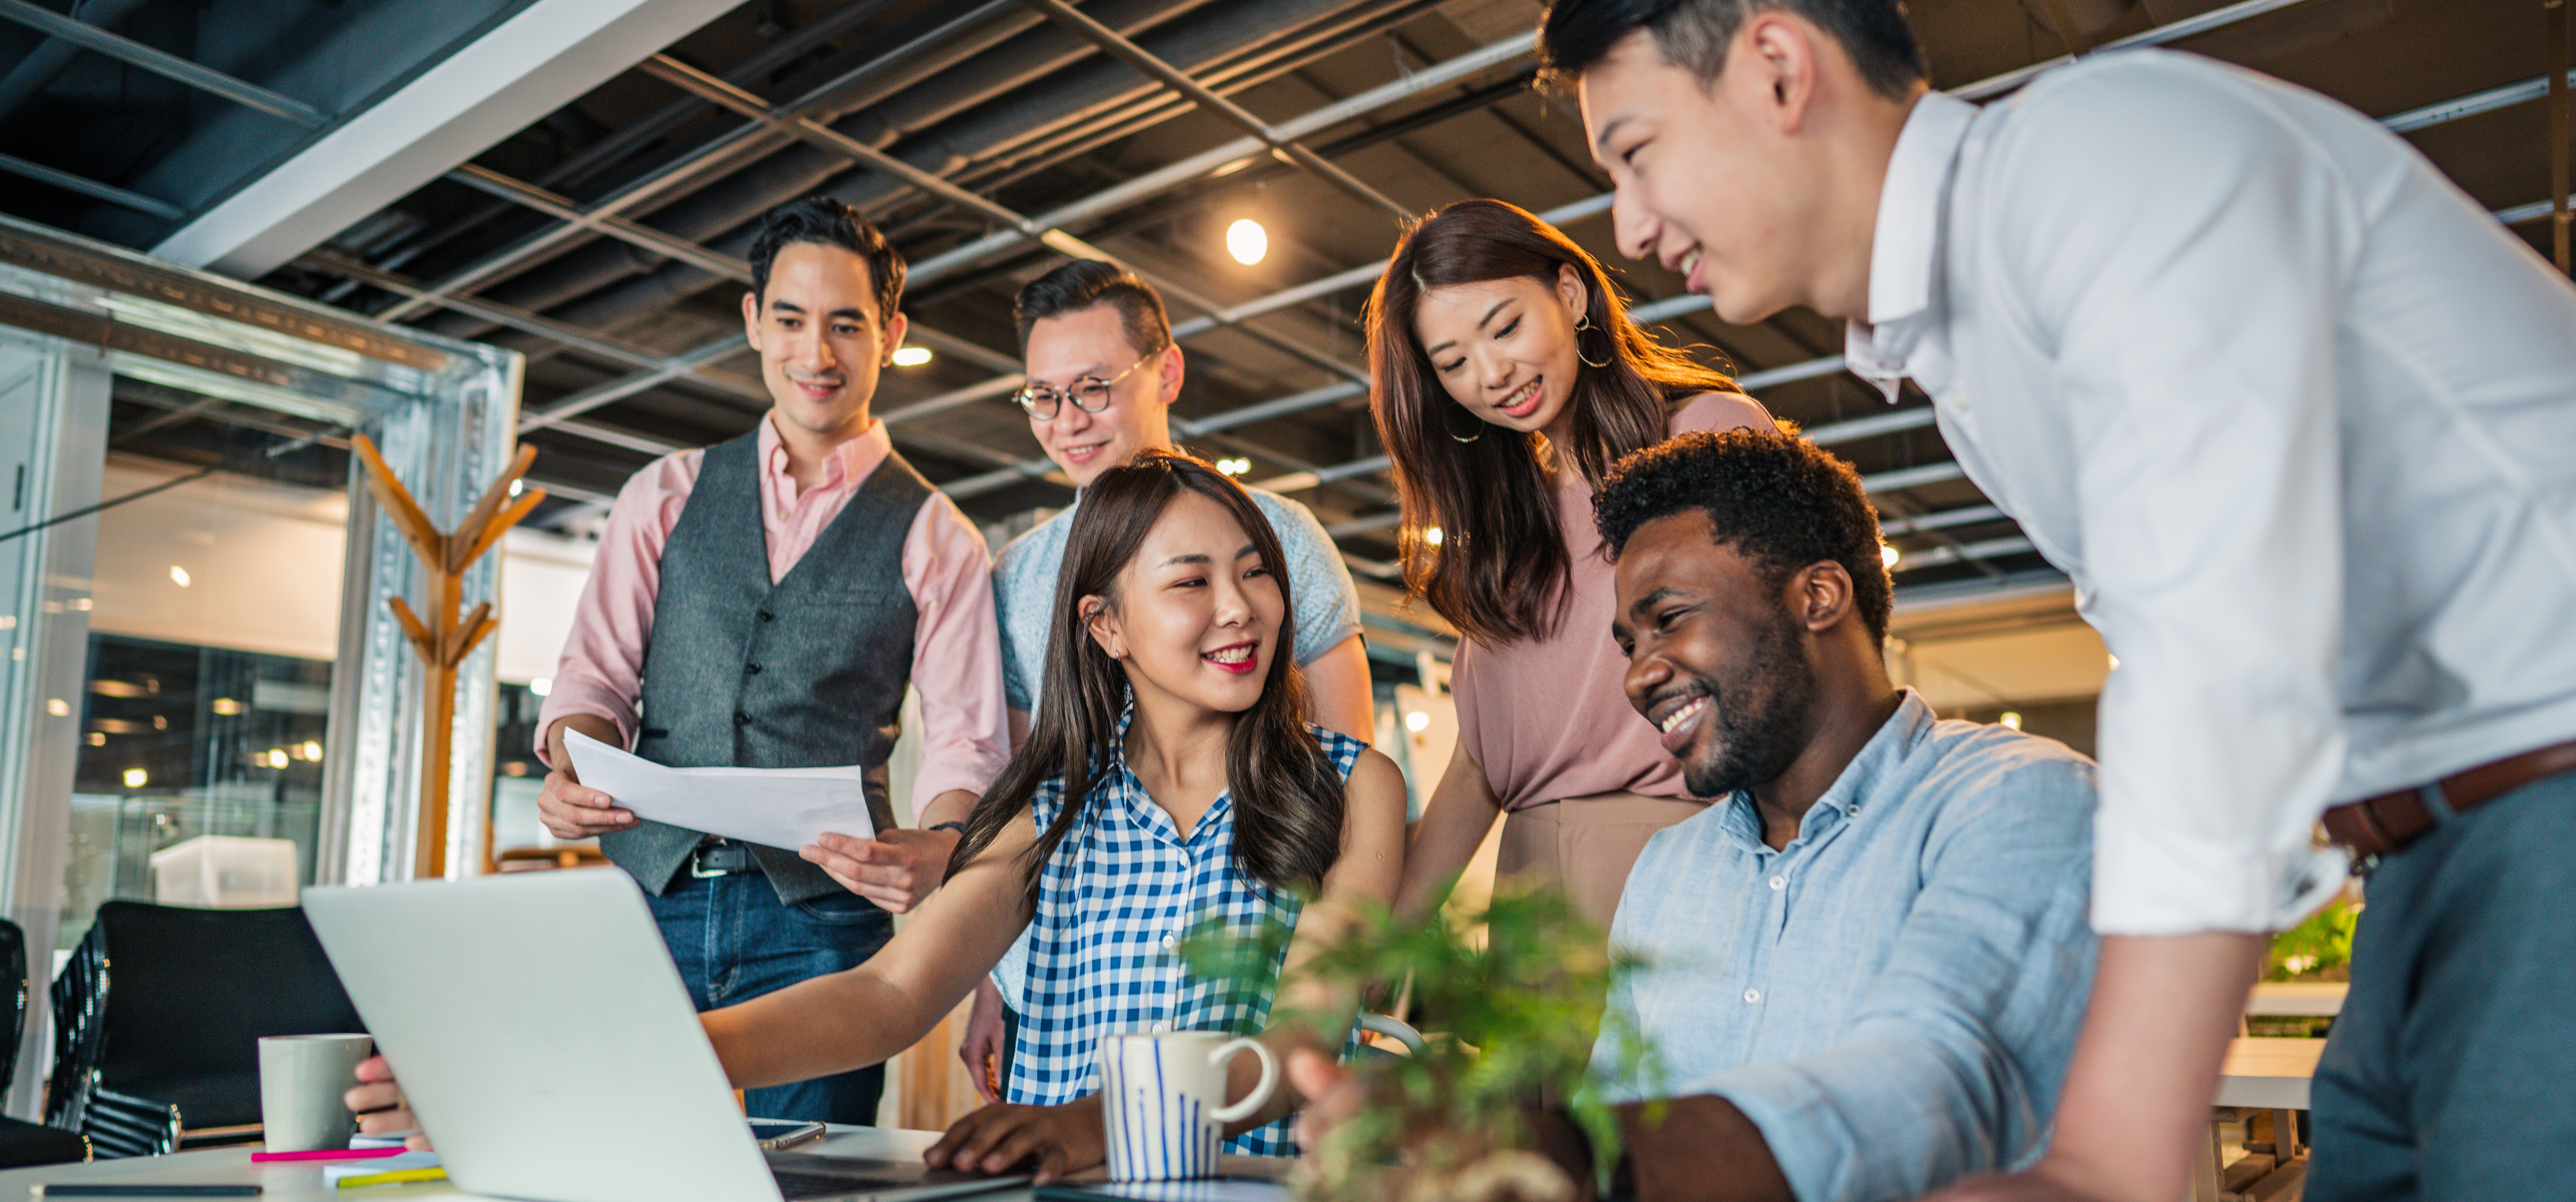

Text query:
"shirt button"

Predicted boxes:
[[1150, 1021, 1170, 1033], [756, 610, 775, 622], [745, 662, 762, 675], [1160, 934, 1177, 951], [1768, 876, 1786, 891], [1743, 989, 1762, 1005], [733, 712, 750, 725]]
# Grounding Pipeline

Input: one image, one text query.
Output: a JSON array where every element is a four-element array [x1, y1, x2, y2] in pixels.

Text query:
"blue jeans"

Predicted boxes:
[[2308, 769, 2576, 1200], [646, 869, 894, 1125]]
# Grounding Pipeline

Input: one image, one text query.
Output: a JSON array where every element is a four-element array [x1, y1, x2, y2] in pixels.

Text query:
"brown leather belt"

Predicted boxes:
[[2321, 738, 2576, 862]]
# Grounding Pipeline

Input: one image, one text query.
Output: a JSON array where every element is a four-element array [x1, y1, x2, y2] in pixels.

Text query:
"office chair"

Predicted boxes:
[[0, 919, 87, 1167], [46, 902, 364, 1158]]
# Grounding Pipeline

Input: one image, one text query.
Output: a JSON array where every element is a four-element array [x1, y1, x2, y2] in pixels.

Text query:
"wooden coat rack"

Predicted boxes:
[[352, 435, 544, 879]]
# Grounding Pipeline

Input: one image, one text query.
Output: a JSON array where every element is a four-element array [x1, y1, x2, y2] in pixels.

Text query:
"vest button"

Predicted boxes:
[[756, 610, 775, 622], [745, 663, 763, 675]]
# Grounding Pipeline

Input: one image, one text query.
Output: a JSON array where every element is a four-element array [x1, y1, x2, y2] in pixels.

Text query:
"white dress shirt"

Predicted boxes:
[[1848, 51, 2576, 936]]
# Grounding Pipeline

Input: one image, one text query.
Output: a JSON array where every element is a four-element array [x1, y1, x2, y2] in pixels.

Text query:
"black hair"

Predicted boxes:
[[1594, 428, 1894, 644], [1012, 259, 1174, 358], [745, 196, 905, 322], [1538, 0, 1928, 103]]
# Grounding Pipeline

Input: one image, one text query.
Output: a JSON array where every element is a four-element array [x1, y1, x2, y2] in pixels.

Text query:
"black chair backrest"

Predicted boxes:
[[85, 902, 363, 1084], [0, 917, 23, 1092]]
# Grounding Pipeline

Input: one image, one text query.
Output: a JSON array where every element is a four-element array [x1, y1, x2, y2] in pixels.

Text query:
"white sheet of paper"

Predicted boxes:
[[562, 729, 877, 850]]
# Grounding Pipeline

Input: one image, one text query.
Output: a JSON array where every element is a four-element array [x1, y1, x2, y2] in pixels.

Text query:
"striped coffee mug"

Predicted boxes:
[[1099, 1030, 1280, 1181]]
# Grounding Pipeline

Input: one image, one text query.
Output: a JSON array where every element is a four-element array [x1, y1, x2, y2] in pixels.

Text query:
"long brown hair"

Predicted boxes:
[[1366, 198, 1739, 644], [947, 449, 1347, 910]]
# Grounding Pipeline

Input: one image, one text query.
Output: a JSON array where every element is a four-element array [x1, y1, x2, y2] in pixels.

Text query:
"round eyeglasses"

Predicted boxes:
[[1014, 349, 1161, 419]]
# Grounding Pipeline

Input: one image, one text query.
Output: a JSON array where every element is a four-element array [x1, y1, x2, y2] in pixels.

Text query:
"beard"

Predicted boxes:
[[1677, 606, 1817, 799]]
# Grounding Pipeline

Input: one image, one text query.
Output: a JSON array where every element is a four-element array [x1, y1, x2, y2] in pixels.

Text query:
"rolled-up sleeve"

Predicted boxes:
[[901, 490, 1011, 807], [535, 450, 699, 764], [1684, 761, 2098, 1202], [1992, 64, 2354, 935]]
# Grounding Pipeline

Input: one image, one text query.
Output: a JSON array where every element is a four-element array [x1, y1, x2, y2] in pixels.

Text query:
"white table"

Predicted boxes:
[[0, 1127, 1033, 1202], [2196, 1038, 2327, 1202]]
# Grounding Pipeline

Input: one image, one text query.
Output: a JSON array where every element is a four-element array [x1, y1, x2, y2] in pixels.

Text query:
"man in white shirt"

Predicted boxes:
[[1535, 1, 2576, 1200]]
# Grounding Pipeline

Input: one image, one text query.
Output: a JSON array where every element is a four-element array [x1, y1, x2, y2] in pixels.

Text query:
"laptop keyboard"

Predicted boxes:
[[771, 1169, 917, 1199]]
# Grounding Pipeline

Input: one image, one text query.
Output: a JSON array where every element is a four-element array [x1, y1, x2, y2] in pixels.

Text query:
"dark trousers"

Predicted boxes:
[[2308, 770, 2576, 1200], [647, 869, 894, 1125]]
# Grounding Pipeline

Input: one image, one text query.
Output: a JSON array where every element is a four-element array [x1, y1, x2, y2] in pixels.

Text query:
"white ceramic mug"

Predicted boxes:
[[258, 1033, 374, 1152], [1099, 1030, 1280, 1181]]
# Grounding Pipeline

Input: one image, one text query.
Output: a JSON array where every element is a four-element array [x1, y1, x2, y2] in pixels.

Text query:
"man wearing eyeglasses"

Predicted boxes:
[[955, 258, 1375, 1099]]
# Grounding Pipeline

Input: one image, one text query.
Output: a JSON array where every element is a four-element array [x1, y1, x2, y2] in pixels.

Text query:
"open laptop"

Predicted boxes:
[[303, 869, 1028, 1202]]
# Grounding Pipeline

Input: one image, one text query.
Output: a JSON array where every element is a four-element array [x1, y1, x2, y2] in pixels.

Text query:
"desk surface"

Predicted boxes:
[[2245, 982, 2347, 1016], [0, 1127, 1027, 1202]]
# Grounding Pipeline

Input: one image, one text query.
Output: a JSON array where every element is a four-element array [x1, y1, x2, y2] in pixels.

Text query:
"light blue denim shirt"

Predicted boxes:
[[1595, 690, 2097, 1202]]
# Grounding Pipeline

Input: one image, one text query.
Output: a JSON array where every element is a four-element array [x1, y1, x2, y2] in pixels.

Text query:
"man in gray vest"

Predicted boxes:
[[530, 196, 1010, 1124]]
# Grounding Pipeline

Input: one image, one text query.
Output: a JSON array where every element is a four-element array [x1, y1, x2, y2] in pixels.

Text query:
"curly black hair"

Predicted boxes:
[[1595, 428, 1893, 643], [746, 196, 904, 321]]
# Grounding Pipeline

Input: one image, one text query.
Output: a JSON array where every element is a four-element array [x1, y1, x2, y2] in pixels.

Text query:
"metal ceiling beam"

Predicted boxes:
[[0, 0, 329, 126], [1019, 0, 1412, 221], [1950, 0, 2317, 101], [0, 151, 179, 219], [152, 0, 743, 278], [2381, 68, 2576, 132], [488, 34, 1533, 443]]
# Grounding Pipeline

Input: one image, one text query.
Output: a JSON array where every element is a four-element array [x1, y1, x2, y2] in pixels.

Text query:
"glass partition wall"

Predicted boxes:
[[0, 216, 519, 1117]]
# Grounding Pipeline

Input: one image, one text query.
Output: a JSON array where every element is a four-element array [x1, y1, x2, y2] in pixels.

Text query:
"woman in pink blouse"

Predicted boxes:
[[1370, 199, 1771, 930]]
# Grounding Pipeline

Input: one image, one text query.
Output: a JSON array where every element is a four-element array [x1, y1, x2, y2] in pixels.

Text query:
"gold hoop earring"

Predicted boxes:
[[1571, 313, 1611, 369], [1443, 405, 1485, 444]]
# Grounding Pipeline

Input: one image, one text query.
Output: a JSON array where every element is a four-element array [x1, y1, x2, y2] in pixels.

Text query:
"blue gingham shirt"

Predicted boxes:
[[1595, 692, 2098, 1202], [1007, 720, 1367, 1157]]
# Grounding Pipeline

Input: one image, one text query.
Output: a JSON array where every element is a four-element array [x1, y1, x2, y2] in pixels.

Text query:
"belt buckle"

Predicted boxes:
[[689, 841, 730, 879]]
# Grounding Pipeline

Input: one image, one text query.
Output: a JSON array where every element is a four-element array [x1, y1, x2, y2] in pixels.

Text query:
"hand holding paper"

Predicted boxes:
[[561, 730, 877, 851]]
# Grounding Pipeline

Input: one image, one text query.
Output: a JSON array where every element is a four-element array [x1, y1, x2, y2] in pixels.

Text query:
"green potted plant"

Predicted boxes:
[[1184, 884, 1661, 1202]]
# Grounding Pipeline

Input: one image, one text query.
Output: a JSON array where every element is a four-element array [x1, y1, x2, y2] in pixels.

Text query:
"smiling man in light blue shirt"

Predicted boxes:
[[1588, 428, 2097, 1202]]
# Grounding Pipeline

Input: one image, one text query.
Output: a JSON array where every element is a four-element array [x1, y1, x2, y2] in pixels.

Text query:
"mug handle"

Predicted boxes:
[[1206, 1037, 1279, 1124]]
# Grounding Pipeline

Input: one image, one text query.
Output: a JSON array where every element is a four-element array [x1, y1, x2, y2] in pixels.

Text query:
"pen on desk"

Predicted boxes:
[[332, 1166, 446, 1190], [33, 1187, 262, 1197]]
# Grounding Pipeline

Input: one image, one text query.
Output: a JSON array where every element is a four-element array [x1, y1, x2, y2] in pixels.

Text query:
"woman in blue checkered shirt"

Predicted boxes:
[[701, 450, 1408, 1180]]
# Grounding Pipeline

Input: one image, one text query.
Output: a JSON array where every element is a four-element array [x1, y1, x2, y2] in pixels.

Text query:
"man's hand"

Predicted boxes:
[[536, 715, 635, 840], [343, 1055, 431, 1151], [535, 766, 637, 840], [801, 827, 963, 914], [923, 1095, 1104, 1183], [960, 977, 1010, 1104]]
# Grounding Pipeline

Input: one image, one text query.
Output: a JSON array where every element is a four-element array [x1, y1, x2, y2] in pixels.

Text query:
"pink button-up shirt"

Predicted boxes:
[[536, 416, 1010, 811]]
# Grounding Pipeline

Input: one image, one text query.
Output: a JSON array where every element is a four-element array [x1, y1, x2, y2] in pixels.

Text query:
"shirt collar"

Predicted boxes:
[[1716, 689, 1938, 847], [758, 412, 890, 498], [1846, 91, 1977, 402]]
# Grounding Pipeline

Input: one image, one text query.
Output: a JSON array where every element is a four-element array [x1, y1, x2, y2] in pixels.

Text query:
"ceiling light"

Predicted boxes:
[[122, 768, 147, 788], [892, 346, 933, 367], [1216, 458, 1250, 476], [210, 697, 243, 716], [86, 732, 104, 747], [266, 748, 289, 769], [1404, 710, 1431, 733], [1999, 711, 2023, 730], [301, 740, 323, 762], [529, 677, 552, 697], [1226, 218, 1267, 266], [509, 478, 525, 497], [169, 565, 191, 587], [1879, 544, 1900, 569], [1423, 526, 1444, 546]]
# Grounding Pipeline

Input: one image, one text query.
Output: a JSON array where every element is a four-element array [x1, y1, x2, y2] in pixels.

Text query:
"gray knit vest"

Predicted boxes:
[[603, 429, 929, 904]]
